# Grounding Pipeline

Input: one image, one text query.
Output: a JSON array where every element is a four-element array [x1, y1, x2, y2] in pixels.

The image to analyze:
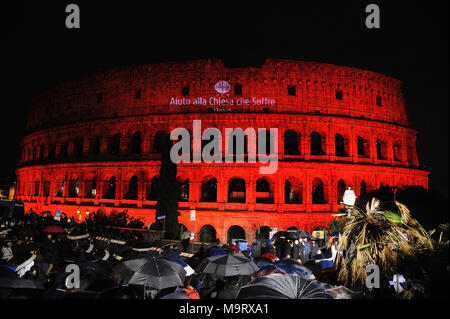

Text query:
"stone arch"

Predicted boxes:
[[312, 177, 326, 204], [124, 175, 139, 200], [68, 178, 80, 198], [130, 131, 142, 154], [178, 177, 189, 201], [357, 136, 369, 158], [152, 130, 167, 154], [103, 176, 117, 199], [285, 177, 302, 204], [199, 224, 217, 243], [146, 175, 159, 200], [335, 133, 347, 156], [85, 176, 97, 198], [227, 225, 246, 244], [310, 131, 325, 155], [228, 177, 246, 203], [255, 177, 274, 204], [200, 176, 217, 202], [284, 130, 300, 155], [337, 179, 346, 203]]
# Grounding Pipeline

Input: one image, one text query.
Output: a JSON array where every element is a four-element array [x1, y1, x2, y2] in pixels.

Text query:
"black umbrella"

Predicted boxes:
[[286, 231, 300, 240], [298, 230, 312, 238], [274, 231, 287, 238], [236, 273, 332, 299], [0, 266, 45, 290], [113, 256, 186, 289], [200, 254, 259, 277]]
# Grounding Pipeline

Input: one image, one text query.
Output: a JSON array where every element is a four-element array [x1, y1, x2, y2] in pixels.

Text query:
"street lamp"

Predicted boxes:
[[342, 187, 357, 217]]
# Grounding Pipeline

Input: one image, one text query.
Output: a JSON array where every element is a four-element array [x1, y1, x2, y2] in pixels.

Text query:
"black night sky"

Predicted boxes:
[[2, 1, 449, 199]]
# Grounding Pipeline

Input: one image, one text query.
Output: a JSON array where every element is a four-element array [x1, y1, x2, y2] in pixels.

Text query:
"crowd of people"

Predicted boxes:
[[0, 208, 344, 299]]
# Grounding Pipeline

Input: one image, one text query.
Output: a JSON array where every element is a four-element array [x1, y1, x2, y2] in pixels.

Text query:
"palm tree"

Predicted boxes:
[[334, 198, 433, 289]]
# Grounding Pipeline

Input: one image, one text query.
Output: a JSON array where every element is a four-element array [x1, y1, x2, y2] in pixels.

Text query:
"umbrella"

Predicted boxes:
[[113, 256, 186, 289], [236, 273, 333, 299], [252, 269, 286, 279], [274, 231, 287, 238], [159, 289, 190, 299], [160, 255, 195, 276], [255, 260, 273, 269], [0, 266, 45, 290], [259, 253, 278, 262], [42, 225, 66, 233], [286, 231, 300, 240], [298, 230, 312, 238], [206, 246, 227, 256], [200, 254, 259, 277], [227, 244, 240, 252], [275, 259, 313, 279]]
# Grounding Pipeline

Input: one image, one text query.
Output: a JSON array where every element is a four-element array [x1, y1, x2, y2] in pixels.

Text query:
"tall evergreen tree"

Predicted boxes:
[[155, 133, 180, 239]]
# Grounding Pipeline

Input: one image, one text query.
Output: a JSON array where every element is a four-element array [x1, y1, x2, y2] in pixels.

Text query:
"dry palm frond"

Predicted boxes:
[[335, 199, 434, 288]]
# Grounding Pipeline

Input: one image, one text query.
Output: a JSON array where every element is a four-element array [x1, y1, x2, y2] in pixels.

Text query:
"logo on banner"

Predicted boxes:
[[214, 80, 231, 94]]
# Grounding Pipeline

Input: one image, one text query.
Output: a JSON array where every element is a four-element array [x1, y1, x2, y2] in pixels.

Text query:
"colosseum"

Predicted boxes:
[[15, 59, 429, 244]]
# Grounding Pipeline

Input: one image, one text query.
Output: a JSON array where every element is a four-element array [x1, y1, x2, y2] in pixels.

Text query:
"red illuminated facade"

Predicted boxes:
[[15, 59, 428, 243]]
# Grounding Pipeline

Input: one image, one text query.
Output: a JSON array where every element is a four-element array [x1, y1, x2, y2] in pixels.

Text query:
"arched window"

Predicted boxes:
[[200, 225, 217, 243], [311, 132, 325, 155], [256, 178, 273, 204], [104, 176, 117, 199], [228, 178, 246, 203], [200, 178, 217, 202], [68, 179, 79, 198], [34, 181, 40, 196], [146, 176, 159, 200], [131, 132, 142, 154], [337, 179, 346, 203], [357, 136, 368, 158], [55, 181, 64, 197], [179, 179, 189, 201], [312, 178, 326, 204], [85, 177, 97, 198], [43, 180, 51, 197], [227, 225, 246, 244], [109, 134, 121, 155], [335, 133, 346, 156], [125, 175, 138, 200], [376, 139, 384, 159], [152, 131, 166, 154], [285, 179, 302, 204], [284, 130, 299, 155]]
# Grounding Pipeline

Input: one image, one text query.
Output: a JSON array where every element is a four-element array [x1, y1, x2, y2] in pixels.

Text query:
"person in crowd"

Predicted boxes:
[[182, 275, 201, 299], [301, 237, 312, 263]]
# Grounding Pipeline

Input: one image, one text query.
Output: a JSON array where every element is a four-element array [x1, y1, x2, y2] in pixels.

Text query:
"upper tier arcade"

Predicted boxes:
[[25, 59, 409, 132]]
